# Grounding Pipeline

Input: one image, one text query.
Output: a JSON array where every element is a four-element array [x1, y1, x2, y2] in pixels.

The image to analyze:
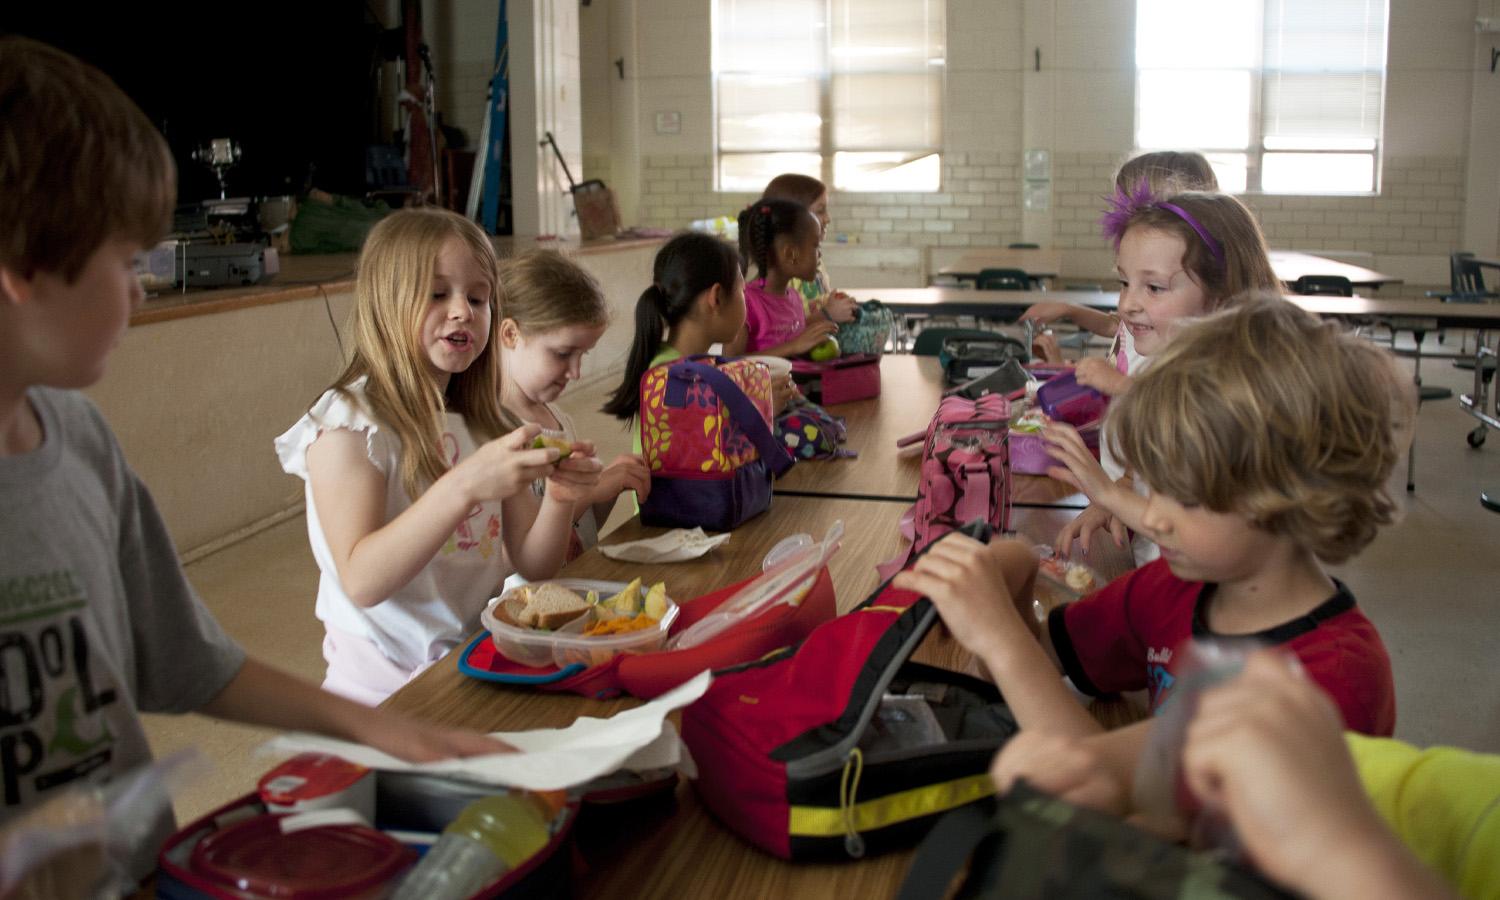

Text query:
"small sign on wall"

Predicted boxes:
[[654, 111, 682, 134]]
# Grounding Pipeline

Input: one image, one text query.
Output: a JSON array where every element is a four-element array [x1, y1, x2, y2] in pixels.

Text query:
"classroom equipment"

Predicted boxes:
[[541, 130, 620, 240], [682, 523, 1020, 860], [638, 356, 793, 531]]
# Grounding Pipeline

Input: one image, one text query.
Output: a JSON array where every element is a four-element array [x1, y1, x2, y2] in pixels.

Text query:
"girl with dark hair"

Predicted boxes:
[[727, 198, 838, 358], [762, 173, 857, 324], [603, 231, 769, 453]]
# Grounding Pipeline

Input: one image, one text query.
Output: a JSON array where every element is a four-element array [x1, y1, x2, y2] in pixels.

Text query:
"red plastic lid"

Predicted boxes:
[[190, 813, 413, 898], [257, 753, 369, 805]]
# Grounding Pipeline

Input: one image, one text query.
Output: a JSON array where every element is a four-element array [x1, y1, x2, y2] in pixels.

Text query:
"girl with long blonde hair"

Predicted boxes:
[[276, 208, 600, 704]]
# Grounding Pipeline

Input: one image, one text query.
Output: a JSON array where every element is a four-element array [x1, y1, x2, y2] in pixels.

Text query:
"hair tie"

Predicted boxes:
[[1099, 183, 1224, 268], [759, 204, 770, 214]]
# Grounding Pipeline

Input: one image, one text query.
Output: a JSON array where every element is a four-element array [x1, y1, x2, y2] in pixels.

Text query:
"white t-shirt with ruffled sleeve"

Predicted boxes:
[[274, 378, 510, 673]]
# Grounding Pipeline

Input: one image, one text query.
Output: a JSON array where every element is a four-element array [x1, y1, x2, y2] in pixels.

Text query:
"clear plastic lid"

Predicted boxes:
[[669, 521, 843, 651]]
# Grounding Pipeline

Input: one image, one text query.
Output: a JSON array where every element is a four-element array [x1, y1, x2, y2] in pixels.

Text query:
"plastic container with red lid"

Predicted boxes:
[[257, 753, 374, 822], [188, 812, 414, 899]]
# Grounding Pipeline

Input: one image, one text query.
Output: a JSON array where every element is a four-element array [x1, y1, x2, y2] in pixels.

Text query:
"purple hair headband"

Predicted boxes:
[[1099, 183, 1225, 268]]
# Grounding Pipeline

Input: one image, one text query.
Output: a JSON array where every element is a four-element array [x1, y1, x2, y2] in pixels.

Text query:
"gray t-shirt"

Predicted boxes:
[[0, 388, 245, 878]]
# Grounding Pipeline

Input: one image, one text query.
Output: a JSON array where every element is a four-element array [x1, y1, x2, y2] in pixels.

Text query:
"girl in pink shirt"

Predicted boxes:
[[727, 198, 838, 357]]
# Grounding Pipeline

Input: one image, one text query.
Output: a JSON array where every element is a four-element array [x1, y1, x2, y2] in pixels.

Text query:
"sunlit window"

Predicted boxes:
[[713, 0, 945, 192], [1135, 0, 1387, 195]]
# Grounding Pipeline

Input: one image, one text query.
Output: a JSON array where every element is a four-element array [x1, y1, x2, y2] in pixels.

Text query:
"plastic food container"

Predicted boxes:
[[258, 753, 375, 822], [1036, 370, 1107, 425], [480, 579, 680, 670], [746, 355, 793, 379]]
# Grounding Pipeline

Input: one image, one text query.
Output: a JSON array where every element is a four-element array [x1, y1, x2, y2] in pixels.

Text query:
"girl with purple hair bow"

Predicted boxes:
[[1043, 185, 1280, 565]]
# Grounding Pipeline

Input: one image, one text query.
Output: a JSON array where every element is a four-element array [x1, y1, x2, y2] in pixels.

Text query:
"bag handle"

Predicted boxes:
[[895, 797, 1000, 900], [673, 357, 794, 476]]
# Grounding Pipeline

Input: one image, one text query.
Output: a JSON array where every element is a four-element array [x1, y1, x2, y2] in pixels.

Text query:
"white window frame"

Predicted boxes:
[[1134, 0, 1388, 196], [711, 0, 946, 194]]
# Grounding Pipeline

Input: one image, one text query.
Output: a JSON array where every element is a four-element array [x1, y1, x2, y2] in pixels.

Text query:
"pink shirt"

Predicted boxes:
[[743, 278, 806, 353]]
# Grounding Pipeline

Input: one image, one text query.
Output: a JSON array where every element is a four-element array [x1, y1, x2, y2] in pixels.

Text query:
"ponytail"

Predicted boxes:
[[602, 231, 741, 420]]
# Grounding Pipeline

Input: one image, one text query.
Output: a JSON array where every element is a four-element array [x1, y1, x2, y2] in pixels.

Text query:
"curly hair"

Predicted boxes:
[[1108, 295, 1408, 564]]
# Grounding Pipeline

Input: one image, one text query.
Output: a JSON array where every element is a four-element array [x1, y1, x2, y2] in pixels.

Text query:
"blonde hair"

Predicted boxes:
[[497, 250, 609, 335], [1115, 151, 1218, 195], [1110, 296, 1405, 564], [1123, 191, 1279, 313], [329, 208, 508, 499], [0, 37, 175, 281]]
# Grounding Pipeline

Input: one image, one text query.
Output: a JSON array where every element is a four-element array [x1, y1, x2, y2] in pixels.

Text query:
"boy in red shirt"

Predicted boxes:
[[896, 296, 1412, 739]]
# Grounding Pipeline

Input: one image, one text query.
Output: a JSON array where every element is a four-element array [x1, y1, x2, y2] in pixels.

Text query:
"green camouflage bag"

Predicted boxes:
[[897, 782, 1296, 900]]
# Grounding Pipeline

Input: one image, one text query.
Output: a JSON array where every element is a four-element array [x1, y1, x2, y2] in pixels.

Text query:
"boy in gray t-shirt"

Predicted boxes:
[[0, 37, 510, 884]]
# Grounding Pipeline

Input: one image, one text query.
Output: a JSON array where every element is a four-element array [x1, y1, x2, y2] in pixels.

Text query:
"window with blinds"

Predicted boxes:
[[1135, 0, 1388, 194], [713, 0, 945, 192]]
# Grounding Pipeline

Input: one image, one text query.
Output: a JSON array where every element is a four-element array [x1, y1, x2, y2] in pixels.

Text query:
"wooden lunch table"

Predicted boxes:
[[774, 354, 1088, 508], [385, 495, 1133, 899]]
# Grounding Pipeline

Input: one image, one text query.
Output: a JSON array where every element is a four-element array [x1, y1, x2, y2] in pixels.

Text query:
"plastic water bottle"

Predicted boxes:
[[391, 792, 561, 900]]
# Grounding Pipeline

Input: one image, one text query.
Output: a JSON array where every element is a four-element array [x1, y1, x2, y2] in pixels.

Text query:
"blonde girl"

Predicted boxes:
[[1021, 150, 1219, 369], [275, 208, 600, 705], [1048, 190, 1280, 559], [762, 173, 856, 324], [497, 250, 647, 550]]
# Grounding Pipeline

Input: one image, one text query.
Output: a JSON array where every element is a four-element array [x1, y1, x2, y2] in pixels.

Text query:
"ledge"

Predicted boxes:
[[130, 232, 669, 327]]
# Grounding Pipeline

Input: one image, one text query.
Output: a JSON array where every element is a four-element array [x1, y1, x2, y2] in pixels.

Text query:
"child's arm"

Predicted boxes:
[[1073, 357, 1132, 397], [501, 443, 603, 580], [991, 654, 1457, 900], [586, 454, 651, 528], [198, 657, 511, 760], [1179, 653, 1455, 900], [1021, 302, 1119, 338], [751, 319, 839, 359], [893, 536, 1102, 738], [306, 424, 555, 607]]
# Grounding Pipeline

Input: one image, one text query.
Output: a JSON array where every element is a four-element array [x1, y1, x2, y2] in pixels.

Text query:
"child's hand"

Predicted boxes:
[[1042, 422, 1114, 503], [360, 714, 516, 762], [1032, 330, 1064, 363], [544, 440, 603, 505], [1180, 652, 1412, 898], [824, 291, 858, 324], [791, 319, 839, 355], [1019, 301, 1072, 327], [460, 424, 556, 502], [593, 454, 651, 504], [991, 730, 1131, 818], [1055, 504, 1127, 557], [892, 536, 1034, 661], [1074, 357, 1131, 396], [771, 373, 797, 413]]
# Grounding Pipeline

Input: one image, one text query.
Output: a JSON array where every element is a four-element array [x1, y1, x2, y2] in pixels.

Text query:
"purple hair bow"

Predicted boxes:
[[1099, 182, 1224, 268]]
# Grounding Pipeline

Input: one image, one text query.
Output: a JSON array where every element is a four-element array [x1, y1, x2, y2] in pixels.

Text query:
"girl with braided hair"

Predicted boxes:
[[726, 198, 838, 358]]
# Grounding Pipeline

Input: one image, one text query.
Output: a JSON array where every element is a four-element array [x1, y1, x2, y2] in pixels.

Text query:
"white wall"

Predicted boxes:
[[565, 0, 1496, 294]]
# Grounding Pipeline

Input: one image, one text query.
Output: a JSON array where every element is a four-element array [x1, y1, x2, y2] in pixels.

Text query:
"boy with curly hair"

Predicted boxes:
[[896, 296, 1411, 739]]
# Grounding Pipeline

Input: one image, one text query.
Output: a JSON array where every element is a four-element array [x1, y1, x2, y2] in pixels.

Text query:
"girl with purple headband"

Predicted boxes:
[[1022, 151, 1219, 370], [1045, 188, 1280, 564]]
